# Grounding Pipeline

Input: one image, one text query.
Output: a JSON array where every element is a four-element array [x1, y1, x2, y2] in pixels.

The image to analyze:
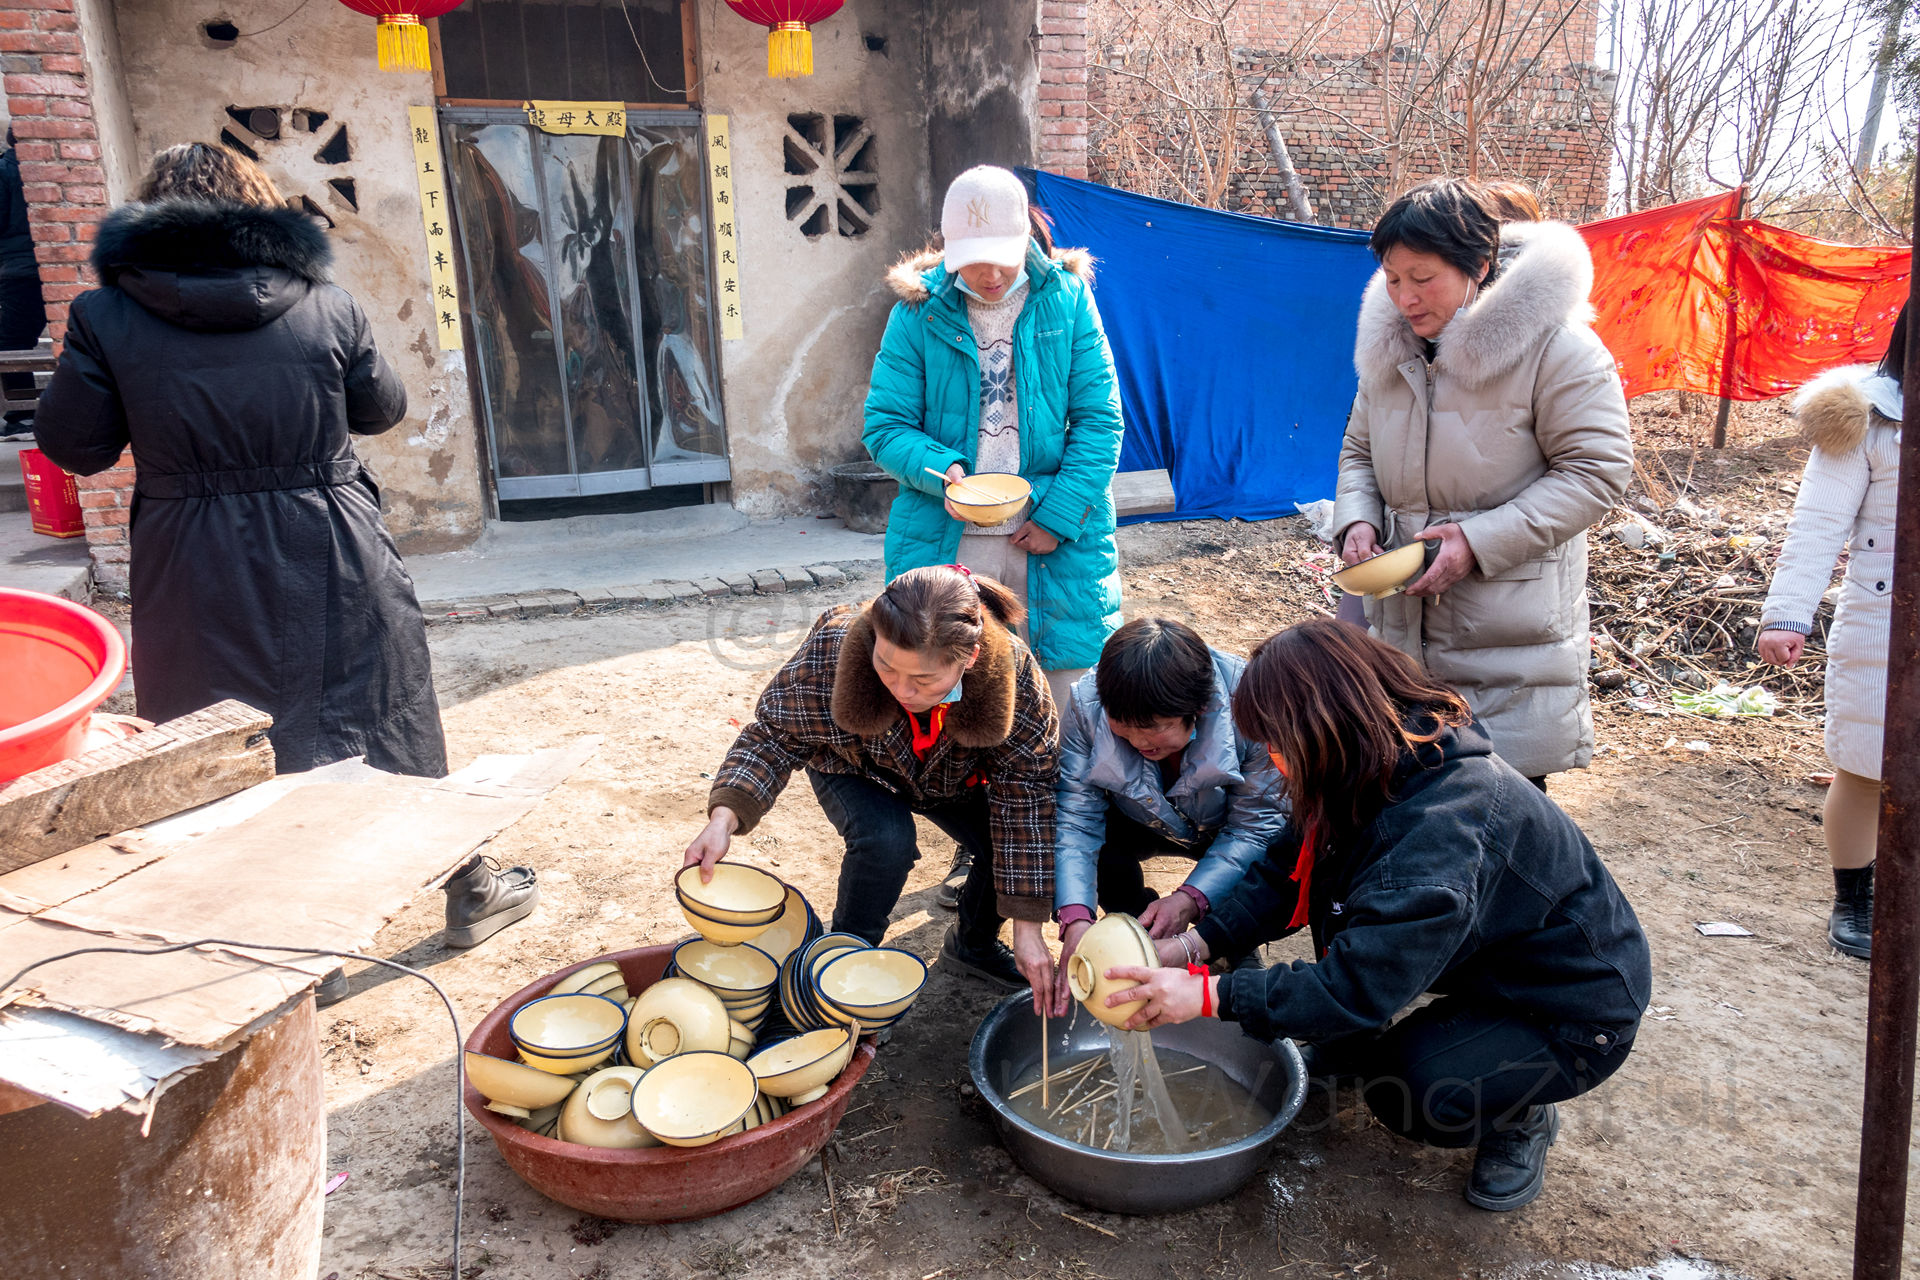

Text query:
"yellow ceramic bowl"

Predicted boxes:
[[817, 947, 928, 1021], [548, 961, 623, 996], [673, 939, 779, 995], [522, 1101, 563, 1138], [1066, 912, 1157, 1028], [516, 1042, 618, 1075], [752, 886, 814, 965], [945, 471, 1032, 525], [464, 1051, 581, 1110], [1330, 541, 1435, 599], [677, 901, 778, 946], [726, 1018, 757, 1061], [720, 994, 773, 1024], [559, 1066, 660, 1149], [675, 863, 787, 925], [630, 1051, 759, 1148], [747, 1026, 857, 1098], [509, 993, 626, 1055], [626, 977, 731, 1067]]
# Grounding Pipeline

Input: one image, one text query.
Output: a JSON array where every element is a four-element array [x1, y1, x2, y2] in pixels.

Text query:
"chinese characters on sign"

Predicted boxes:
[[407, 106, 463, 351], [706, 114, 743, 341], [523, 101, 628, 136]]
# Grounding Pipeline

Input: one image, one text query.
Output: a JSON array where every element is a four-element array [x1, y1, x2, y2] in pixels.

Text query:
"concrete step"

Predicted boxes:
[[0, 440, 29, 514]]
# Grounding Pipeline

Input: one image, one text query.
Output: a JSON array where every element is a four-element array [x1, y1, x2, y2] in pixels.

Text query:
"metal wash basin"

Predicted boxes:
[[968, 993, 1308, 1214]]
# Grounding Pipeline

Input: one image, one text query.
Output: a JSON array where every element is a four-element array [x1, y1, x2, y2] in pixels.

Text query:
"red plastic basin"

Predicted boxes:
[[464, 943, 876, 1223], [0, 588, 127, 785]]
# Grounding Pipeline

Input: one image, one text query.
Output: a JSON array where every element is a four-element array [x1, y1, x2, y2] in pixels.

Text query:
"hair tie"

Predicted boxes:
[[945, 563, 972, 578]]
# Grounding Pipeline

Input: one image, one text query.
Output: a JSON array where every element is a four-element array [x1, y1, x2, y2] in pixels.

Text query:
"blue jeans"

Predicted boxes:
[[807, 768, 1001, 949]]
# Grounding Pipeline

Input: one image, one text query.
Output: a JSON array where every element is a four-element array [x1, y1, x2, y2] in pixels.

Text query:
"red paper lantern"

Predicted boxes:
[[334, 0, 470, 71], [724, 0, 845, 78]]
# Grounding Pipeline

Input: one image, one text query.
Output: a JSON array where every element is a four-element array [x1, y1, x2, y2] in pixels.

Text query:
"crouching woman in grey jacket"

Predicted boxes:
[[1099, 620, 1650, 1213], [1047, 619, 1287, 1016]]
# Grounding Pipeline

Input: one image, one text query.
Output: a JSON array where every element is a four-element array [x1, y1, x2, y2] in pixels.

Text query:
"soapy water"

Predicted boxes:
[[1006, 1029, 1273, 1155]]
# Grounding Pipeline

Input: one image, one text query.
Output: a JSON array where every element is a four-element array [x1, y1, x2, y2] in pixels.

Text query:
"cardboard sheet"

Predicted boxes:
[[0, 740, 598, 1106]]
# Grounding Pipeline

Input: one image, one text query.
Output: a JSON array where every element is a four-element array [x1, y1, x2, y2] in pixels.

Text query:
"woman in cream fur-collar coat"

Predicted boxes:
[[1758, 307, 1905, 960], [1332, 182, 1633, 779]]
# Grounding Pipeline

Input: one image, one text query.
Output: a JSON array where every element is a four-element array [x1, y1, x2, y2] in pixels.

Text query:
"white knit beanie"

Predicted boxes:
[[941, 165, 1031, 271]]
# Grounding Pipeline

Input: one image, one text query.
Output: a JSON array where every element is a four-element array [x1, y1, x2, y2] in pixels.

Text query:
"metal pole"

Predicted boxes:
[[1852, 126, 1920, 1280]]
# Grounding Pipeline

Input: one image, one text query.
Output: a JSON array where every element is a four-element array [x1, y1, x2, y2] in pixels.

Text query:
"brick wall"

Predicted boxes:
[[1086, 0, 1612, 227], [1037, 0, 1089, 178], [4, 0, 129, 587]]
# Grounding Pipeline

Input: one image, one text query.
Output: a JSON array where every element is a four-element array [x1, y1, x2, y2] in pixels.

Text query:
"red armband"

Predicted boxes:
[[1185, 962, 1211, 1017]]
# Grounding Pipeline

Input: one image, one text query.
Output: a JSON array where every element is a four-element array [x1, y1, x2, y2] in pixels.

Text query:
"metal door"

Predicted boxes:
[[441, 108, 728, 500]]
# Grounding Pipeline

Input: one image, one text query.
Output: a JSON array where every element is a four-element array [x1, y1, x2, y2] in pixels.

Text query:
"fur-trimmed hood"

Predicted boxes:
[[884, 243, 1095, 306], [1793, 363, 1900, 455], [91, 198, 333, 333], [830, 607, 1019, 747], [1354, 220, 1596, 390], [93, 198, 333, 285]]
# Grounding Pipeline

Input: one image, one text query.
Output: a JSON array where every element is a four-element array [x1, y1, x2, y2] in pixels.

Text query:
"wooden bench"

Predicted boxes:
[[1113, 468, 1176, 518], [0, 342, 55, 421]]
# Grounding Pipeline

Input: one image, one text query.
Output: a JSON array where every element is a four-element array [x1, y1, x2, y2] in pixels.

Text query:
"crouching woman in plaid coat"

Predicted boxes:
[[684, 565, 1061, 1009]]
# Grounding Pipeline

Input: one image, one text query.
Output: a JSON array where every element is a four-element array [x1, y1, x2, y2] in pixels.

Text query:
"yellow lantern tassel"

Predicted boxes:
[[375, 17, 431, 72], [768, 21, 813, 78]]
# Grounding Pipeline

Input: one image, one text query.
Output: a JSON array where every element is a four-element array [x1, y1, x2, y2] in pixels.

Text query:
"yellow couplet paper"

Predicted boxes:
[[524, 101, 628, 136], [407, 106, 463, 352], [706, 114, 743, 341]]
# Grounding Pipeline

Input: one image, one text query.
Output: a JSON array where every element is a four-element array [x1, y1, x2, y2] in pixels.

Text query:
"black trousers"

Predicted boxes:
[[808, 768, 1001, 949], [1091, 810, 1210, 917], [1323, 995, 1635, 1148], [0, 271, 44, 417]]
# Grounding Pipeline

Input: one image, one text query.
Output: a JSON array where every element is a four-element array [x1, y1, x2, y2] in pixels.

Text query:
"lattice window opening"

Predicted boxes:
[[783, 112, 878, 240], [218, 105, 357, 229]]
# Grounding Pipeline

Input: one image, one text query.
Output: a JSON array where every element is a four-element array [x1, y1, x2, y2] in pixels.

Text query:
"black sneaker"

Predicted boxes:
[[443, 855, 539, 949], [935, 846, 972, 911], [1829, 864, 1873, 960], [1465, 1104, 1560, 1211], [939, 926, 1026, 990]]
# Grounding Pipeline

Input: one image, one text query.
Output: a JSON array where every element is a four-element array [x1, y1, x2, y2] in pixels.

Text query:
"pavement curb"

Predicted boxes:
[[419, 560, 878, 624]]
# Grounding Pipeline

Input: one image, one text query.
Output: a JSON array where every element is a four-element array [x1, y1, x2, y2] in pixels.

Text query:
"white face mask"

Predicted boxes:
[[954, 264, 1027, 302]]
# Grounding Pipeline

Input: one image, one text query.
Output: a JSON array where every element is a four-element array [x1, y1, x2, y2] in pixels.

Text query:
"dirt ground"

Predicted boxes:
[[316, 399, 1908, 1280]]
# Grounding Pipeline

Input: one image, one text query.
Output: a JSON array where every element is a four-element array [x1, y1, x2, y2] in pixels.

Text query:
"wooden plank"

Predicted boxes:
[[681, 0, 700, 104], [1113, 468, 1176, 518], [0, 702, 275, 873]]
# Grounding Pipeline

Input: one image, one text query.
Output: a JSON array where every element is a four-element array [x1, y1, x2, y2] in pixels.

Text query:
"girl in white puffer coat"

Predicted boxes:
[[1758, 306, 1905, 961]]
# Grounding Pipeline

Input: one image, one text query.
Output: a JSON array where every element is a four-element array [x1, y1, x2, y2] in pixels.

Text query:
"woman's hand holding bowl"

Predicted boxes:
[[942, 463, 970, 522], [1138, 891, 1199, 938], [1340, 522, 1381, 566], [1049, 918, 1093, 1016], [681, 807, 740, 881], [1105, 964, 1217, 1030], [1407, 523, 1477, 596]]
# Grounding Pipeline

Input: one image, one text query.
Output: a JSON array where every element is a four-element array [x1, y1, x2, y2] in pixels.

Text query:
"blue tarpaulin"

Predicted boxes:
[[1021, 170, 1378, 524]]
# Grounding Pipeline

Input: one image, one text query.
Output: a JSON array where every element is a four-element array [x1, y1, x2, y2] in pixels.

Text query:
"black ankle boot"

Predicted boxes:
[[443, 855, 539, 949], [1830, 864, 1874, 960], [1465, 1103, 1560, 1211]]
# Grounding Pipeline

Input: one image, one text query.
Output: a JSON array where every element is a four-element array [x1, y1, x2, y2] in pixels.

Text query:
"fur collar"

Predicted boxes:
[[831, 609, 1018, 746], [1354, 220, 1595, 390], [1793, 364, 1885, 454], [92, 198, 333, 286], [884, 245, 1095, 305]]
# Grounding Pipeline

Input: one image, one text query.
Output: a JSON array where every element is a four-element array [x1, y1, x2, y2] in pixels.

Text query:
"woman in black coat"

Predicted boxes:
[[1101, 619, 1650, 1213], [33, 144, 446, 778]]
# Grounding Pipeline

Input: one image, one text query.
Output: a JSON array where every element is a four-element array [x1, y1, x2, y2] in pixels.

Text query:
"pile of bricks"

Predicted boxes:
[[425, 562, 864, 623]]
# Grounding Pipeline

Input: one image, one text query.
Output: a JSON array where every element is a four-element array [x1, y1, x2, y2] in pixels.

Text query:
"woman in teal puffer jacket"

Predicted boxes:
[[863, 166, 1125, 713]]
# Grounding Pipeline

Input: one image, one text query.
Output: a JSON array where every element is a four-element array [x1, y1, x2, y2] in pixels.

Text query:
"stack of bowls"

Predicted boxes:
[[777, 933, 929, 1034], [747, 1025, 860, 1107], [675, 863, 787, 945], [508, 992, 628, 1073], [748, 881, 823, 967], [813, 947, 928, 1034], [669, 939, 779, 1032]]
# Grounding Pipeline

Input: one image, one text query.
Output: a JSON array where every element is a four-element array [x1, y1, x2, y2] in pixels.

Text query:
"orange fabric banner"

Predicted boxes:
[[1580, 193, 1911, 400]]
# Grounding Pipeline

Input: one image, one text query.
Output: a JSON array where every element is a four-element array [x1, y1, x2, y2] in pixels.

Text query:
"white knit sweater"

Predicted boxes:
[[966, 281, 1027, 535]]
